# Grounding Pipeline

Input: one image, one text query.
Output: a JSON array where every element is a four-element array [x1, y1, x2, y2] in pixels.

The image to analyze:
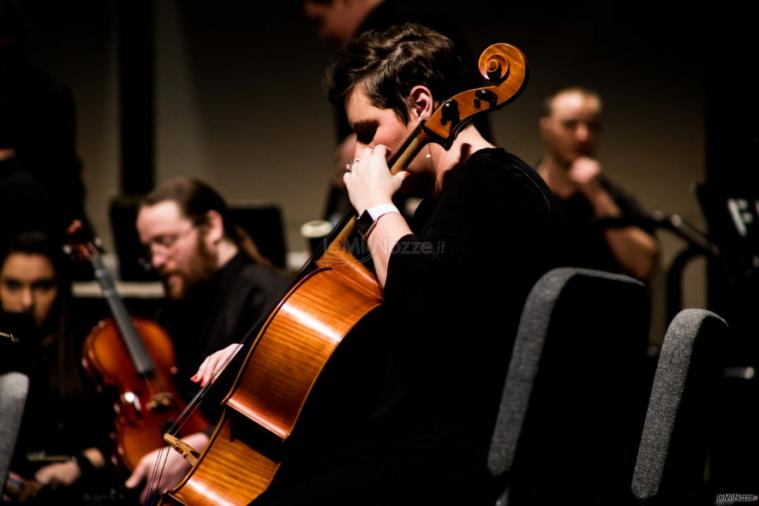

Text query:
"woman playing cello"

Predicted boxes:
[[193, 23, 564, 506]]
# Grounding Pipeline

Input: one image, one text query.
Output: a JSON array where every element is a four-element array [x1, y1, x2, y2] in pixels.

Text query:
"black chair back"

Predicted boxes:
[[489, 267, 651, 505], [632, 308, 728, 504]]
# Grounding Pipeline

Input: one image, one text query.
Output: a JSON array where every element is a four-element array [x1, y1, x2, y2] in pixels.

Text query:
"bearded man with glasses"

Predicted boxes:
[[126, 177, 289, 502]]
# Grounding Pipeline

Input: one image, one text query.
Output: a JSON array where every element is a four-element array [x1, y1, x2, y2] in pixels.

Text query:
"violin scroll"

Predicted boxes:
[[63, 219, 104, 263]]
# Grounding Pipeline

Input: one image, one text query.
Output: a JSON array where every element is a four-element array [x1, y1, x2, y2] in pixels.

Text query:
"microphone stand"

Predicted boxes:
[[651, 211, 720, 324], [648, 210, 720, 258]]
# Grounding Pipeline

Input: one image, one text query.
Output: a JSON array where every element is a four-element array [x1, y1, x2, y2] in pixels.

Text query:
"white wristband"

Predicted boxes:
[[366, 203, 400, 221]]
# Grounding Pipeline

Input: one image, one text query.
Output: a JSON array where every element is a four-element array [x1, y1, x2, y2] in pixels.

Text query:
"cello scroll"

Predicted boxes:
[[422, 43, 527, 147]]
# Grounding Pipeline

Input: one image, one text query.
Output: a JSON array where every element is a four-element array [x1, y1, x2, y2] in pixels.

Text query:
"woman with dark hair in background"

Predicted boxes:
[[0, 231, 115, 505]]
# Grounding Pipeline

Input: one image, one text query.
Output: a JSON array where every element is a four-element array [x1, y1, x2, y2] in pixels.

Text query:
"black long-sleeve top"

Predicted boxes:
[[250, 149, 564, 506], [379, 148, 563, 451]]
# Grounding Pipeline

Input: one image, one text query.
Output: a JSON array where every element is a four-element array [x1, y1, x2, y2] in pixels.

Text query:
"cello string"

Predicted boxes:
[[145, 444, 173, 506], [163, 339, 244, 435], [143, 344, 243, 504], [142, 224, 340, 501], [155, 207, 342, 439], [143, 231, 348, 500], [160, 281, 290, 437]]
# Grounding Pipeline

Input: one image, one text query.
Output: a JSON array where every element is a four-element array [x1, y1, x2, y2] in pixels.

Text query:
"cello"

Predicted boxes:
[[66, 224, 208, 472], [159, 42, 527, 505]]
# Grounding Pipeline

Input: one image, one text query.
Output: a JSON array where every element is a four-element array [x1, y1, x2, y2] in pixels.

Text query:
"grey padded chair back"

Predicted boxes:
[[632, 309, 728, 504], [488, 268, 651, 505], [0, 372, 29, 494]]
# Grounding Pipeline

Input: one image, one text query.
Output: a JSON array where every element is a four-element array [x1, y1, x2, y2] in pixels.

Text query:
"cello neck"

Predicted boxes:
[[90, 253, 156, 377]]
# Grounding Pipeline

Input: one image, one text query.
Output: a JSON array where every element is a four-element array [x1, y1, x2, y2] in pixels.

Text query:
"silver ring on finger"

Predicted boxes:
[[346, 158, 360, 172]]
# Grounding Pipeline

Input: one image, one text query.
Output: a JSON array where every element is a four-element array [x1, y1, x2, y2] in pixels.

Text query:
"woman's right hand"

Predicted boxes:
[[190, 343, 243, 387]]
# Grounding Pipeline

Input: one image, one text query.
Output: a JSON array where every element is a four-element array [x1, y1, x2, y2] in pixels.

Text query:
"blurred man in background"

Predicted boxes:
[[537, 86, 658, 281]]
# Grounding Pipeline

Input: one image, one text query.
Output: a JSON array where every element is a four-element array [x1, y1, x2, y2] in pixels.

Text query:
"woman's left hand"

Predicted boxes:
[[343, 145, 408, 214], [191, 343, 243, 387]]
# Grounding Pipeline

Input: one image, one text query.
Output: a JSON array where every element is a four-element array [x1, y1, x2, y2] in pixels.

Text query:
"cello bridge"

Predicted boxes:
[[164, 434, 200, 467]]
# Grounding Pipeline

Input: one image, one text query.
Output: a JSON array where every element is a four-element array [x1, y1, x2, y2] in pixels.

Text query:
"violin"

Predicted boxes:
[[66, 223, 208, 472], [157, 42, 527, 505]]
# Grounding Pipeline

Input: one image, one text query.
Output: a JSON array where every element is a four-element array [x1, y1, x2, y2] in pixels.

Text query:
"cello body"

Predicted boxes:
[[163, 247, 382, 505]]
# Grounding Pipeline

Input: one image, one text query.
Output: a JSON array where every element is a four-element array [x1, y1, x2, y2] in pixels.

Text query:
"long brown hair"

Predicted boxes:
[[0, 230, 83, 400]]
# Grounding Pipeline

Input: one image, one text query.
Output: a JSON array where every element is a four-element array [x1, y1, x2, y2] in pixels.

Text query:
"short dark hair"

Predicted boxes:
[[141, 177, 239, 243], [541, 86, 602, 118], [325, 23, 465, 123]]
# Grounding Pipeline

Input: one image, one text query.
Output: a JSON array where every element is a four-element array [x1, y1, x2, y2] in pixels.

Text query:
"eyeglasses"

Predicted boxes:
[[139, 222, 199, 269]]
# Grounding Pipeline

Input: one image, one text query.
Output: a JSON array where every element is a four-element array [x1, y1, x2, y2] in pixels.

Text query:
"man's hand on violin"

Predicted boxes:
[[343, 145, 408, 215], [4, 459, 88, 501], [191, 343, 243, 387], [34, 460, 81, 488]]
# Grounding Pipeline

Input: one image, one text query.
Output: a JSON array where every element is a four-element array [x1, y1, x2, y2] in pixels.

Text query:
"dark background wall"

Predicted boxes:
[[18, 0, 742, 339]]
